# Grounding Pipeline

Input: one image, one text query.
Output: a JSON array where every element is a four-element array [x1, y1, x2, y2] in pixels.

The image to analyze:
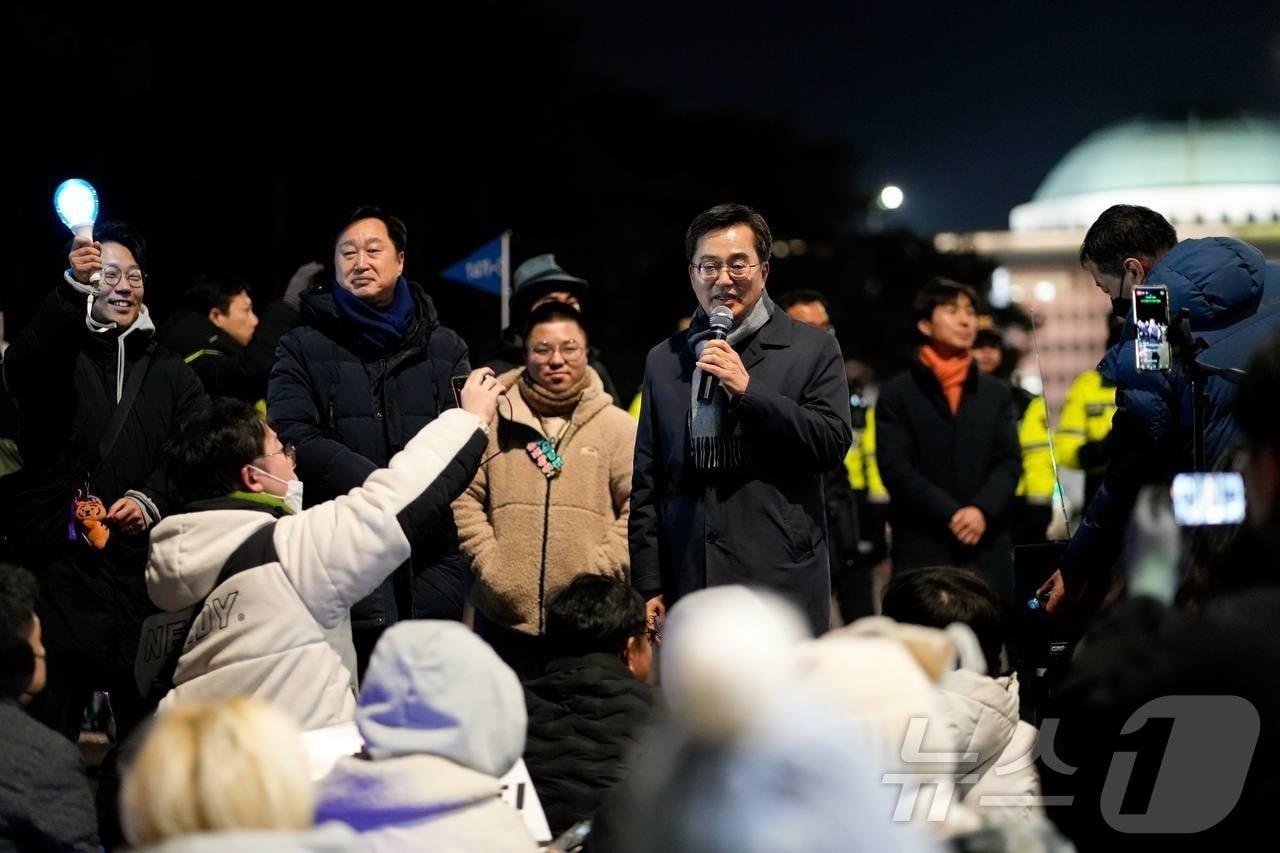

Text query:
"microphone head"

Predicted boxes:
[[709, 306, 734, 332]]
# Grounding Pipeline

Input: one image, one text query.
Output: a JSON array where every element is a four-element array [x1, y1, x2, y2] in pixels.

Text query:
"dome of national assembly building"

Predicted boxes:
[[1010, 112, 1280, 232]]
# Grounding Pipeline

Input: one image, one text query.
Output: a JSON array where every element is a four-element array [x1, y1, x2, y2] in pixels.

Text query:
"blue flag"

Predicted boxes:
[[441, 235, 505, 295]]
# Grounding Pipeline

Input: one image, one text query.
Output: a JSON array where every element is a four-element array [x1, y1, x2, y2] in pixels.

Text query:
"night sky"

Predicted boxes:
[[561, 0, 1280, 233], [5, 4, 1279, 390]]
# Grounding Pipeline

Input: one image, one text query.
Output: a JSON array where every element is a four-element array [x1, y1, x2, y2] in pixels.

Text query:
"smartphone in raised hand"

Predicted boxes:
[[1134, 285, 1172, 372]]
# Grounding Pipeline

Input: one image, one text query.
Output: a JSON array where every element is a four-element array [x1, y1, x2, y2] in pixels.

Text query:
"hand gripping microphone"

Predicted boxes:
[[697, 306, 735, 402]]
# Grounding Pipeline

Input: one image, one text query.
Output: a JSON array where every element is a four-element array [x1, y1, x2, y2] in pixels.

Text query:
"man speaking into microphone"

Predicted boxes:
[[630, 204, 852, 635]]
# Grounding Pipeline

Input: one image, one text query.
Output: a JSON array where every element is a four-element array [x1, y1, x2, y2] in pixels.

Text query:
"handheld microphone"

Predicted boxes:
[[697, 306, 735, 402]]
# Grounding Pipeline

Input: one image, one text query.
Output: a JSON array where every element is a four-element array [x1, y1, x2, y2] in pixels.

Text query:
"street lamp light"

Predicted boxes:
[[878, 185, 904, 211]]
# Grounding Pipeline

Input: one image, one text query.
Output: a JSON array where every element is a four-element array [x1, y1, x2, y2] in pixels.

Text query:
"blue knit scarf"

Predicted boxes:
[[331, 276, 416, 353]]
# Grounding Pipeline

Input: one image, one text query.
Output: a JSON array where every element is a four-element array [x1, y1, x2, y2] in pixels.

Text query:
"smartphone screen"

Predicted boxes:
[[1133, 285, 1172, 372], [1171, 472, 1246, 526], [451, 375, 468, 408]]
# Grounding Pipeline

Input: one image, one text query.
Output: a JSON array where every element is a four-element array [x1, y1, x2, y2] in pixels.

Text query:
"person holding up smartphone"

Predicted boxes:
[[1039, 204, 1280, 613]]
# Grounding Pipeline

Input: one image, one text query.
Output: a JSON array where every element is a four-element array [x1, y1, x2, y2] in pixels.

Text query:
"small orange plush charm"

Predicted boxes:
[[73, 490, 110, 550]]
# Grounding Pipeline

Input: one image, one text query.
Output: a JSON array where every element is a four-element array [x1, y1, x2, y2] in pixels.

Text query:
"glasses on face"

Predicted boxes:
[[693, 260, 760, 281], [260, 443, 297, 463], [644, 626, 662, 646], [101, 266, 145, 288], [530, 340, 585, 361]]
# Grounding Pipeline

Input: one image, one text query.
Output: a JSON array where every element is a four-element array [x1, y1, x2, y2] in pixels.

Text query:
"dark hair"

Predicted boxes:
[[685, 203, 772, 265], [334, 205, 407, 255], [544, 574, 646, 658], [1079, 204, 1177, 277], [184, 272, 252, 314], [911, 277, 980, 326], [1236, 333, 1280, 452], [881, 567, 1006, 675], [0, 564, 36, 641], [776, 289, 831, 313], [95, 220, 149, 275], [973, 322, 1003, 350], [164, 398, 268, 505], [522, 300, 587, 346], [0, 564, 38, 699]]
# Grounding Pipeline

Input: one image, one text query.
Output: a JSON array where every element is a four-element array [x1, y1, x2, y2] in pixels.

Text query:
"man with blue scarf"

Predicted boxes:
[[630, 204, 853, 636], [269, 207, 473, 675]]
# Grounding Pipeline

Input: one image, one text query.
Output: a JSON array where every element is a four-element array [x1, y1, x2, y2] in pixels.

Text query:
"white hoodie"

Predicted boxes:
[[143, 408, 487, 731], [315, 621, 538, 853]]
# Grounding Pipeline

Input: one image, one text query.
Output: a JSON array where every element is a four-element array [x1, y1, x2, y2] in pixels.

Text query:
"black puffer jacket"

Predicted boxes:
[[268, 280, 472, 627], [522, 653, 655, 835], [156, 300, 298, 403], [0, 690, 100, 852]]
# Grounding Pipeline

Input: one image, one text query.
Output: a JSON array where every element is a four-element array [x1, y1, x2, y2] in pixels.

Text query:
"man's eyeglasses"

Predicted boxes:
[[530, 341, 586, 361], [693, 261, 760, 281], [101, 266, 145, 288], [260, 443, 297, 463], [644, 626, 662, 646]]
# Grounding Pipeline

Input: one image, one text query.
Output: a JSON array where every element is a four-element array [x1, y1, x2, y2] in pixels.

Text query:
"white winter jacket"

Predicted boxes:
[[938, 669, 1042, 824], [143, 408, 488, 730]]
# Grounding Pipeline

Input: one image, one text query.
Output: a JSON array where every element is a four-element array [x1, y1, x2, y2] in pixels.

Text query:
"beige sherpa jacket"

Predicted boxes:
[[454, 367, 635, 635]]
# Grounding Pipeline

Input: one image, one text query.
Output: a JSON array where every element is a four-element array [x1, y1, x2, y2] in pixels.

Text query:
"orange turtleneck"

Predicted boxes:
[[918, 342, 972, 414]]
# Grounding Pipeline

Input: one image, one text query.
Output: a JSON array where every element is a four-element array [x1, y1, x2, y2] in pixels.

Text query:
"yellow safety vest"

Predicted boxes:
[[1054, 369, 1117, 473], [857, 408, 889, 503], [845, 433, 866, 492], [1016, 395, 1055, 503]]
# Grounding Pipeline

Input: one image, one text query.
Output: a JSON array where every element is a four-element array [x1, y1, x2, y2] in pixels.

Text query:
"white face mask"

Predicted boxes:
[[249, 466, 304, 514]]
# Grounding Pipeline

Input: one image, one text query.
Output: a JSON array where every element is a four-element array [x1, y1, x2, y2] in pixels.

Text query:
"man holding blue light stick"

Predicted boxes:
[[0, 189, 208, 741]]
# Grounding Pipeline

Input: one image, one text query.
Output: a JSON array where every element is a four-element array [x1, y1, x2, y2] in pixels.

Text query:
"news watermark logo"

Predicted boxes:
[[883, 695, 1259, 833]]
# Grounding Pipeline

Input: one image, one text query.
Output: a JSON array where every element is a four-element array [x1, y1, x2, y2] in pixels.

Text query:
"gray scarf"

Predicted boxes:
[[687, 292, 774, 471]]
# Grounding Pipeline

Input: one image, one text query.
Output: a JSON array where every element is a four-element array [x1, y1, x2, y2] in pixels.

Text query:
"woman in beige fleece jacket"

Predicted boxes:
[[455, 302, 635, 676]]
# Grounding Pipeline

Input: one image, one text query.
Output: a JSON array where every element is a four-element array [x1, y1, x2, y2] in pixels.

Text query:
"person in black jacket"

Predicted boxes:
[[156, 264, 313, 405], [268, 206, 473, 675], [0, 222, 208, 741], [523, 574, 656, 836], [0, 564, 99, 851], [778, 289, 867, 624], [875, 278, 1022, 604], [630, 204, 852, 637]]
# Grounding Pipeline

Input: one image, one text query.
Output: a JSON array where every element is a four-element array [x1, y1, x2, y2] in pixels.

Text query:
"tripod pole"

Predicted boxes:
[[1192, 369, 1207, 472]]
